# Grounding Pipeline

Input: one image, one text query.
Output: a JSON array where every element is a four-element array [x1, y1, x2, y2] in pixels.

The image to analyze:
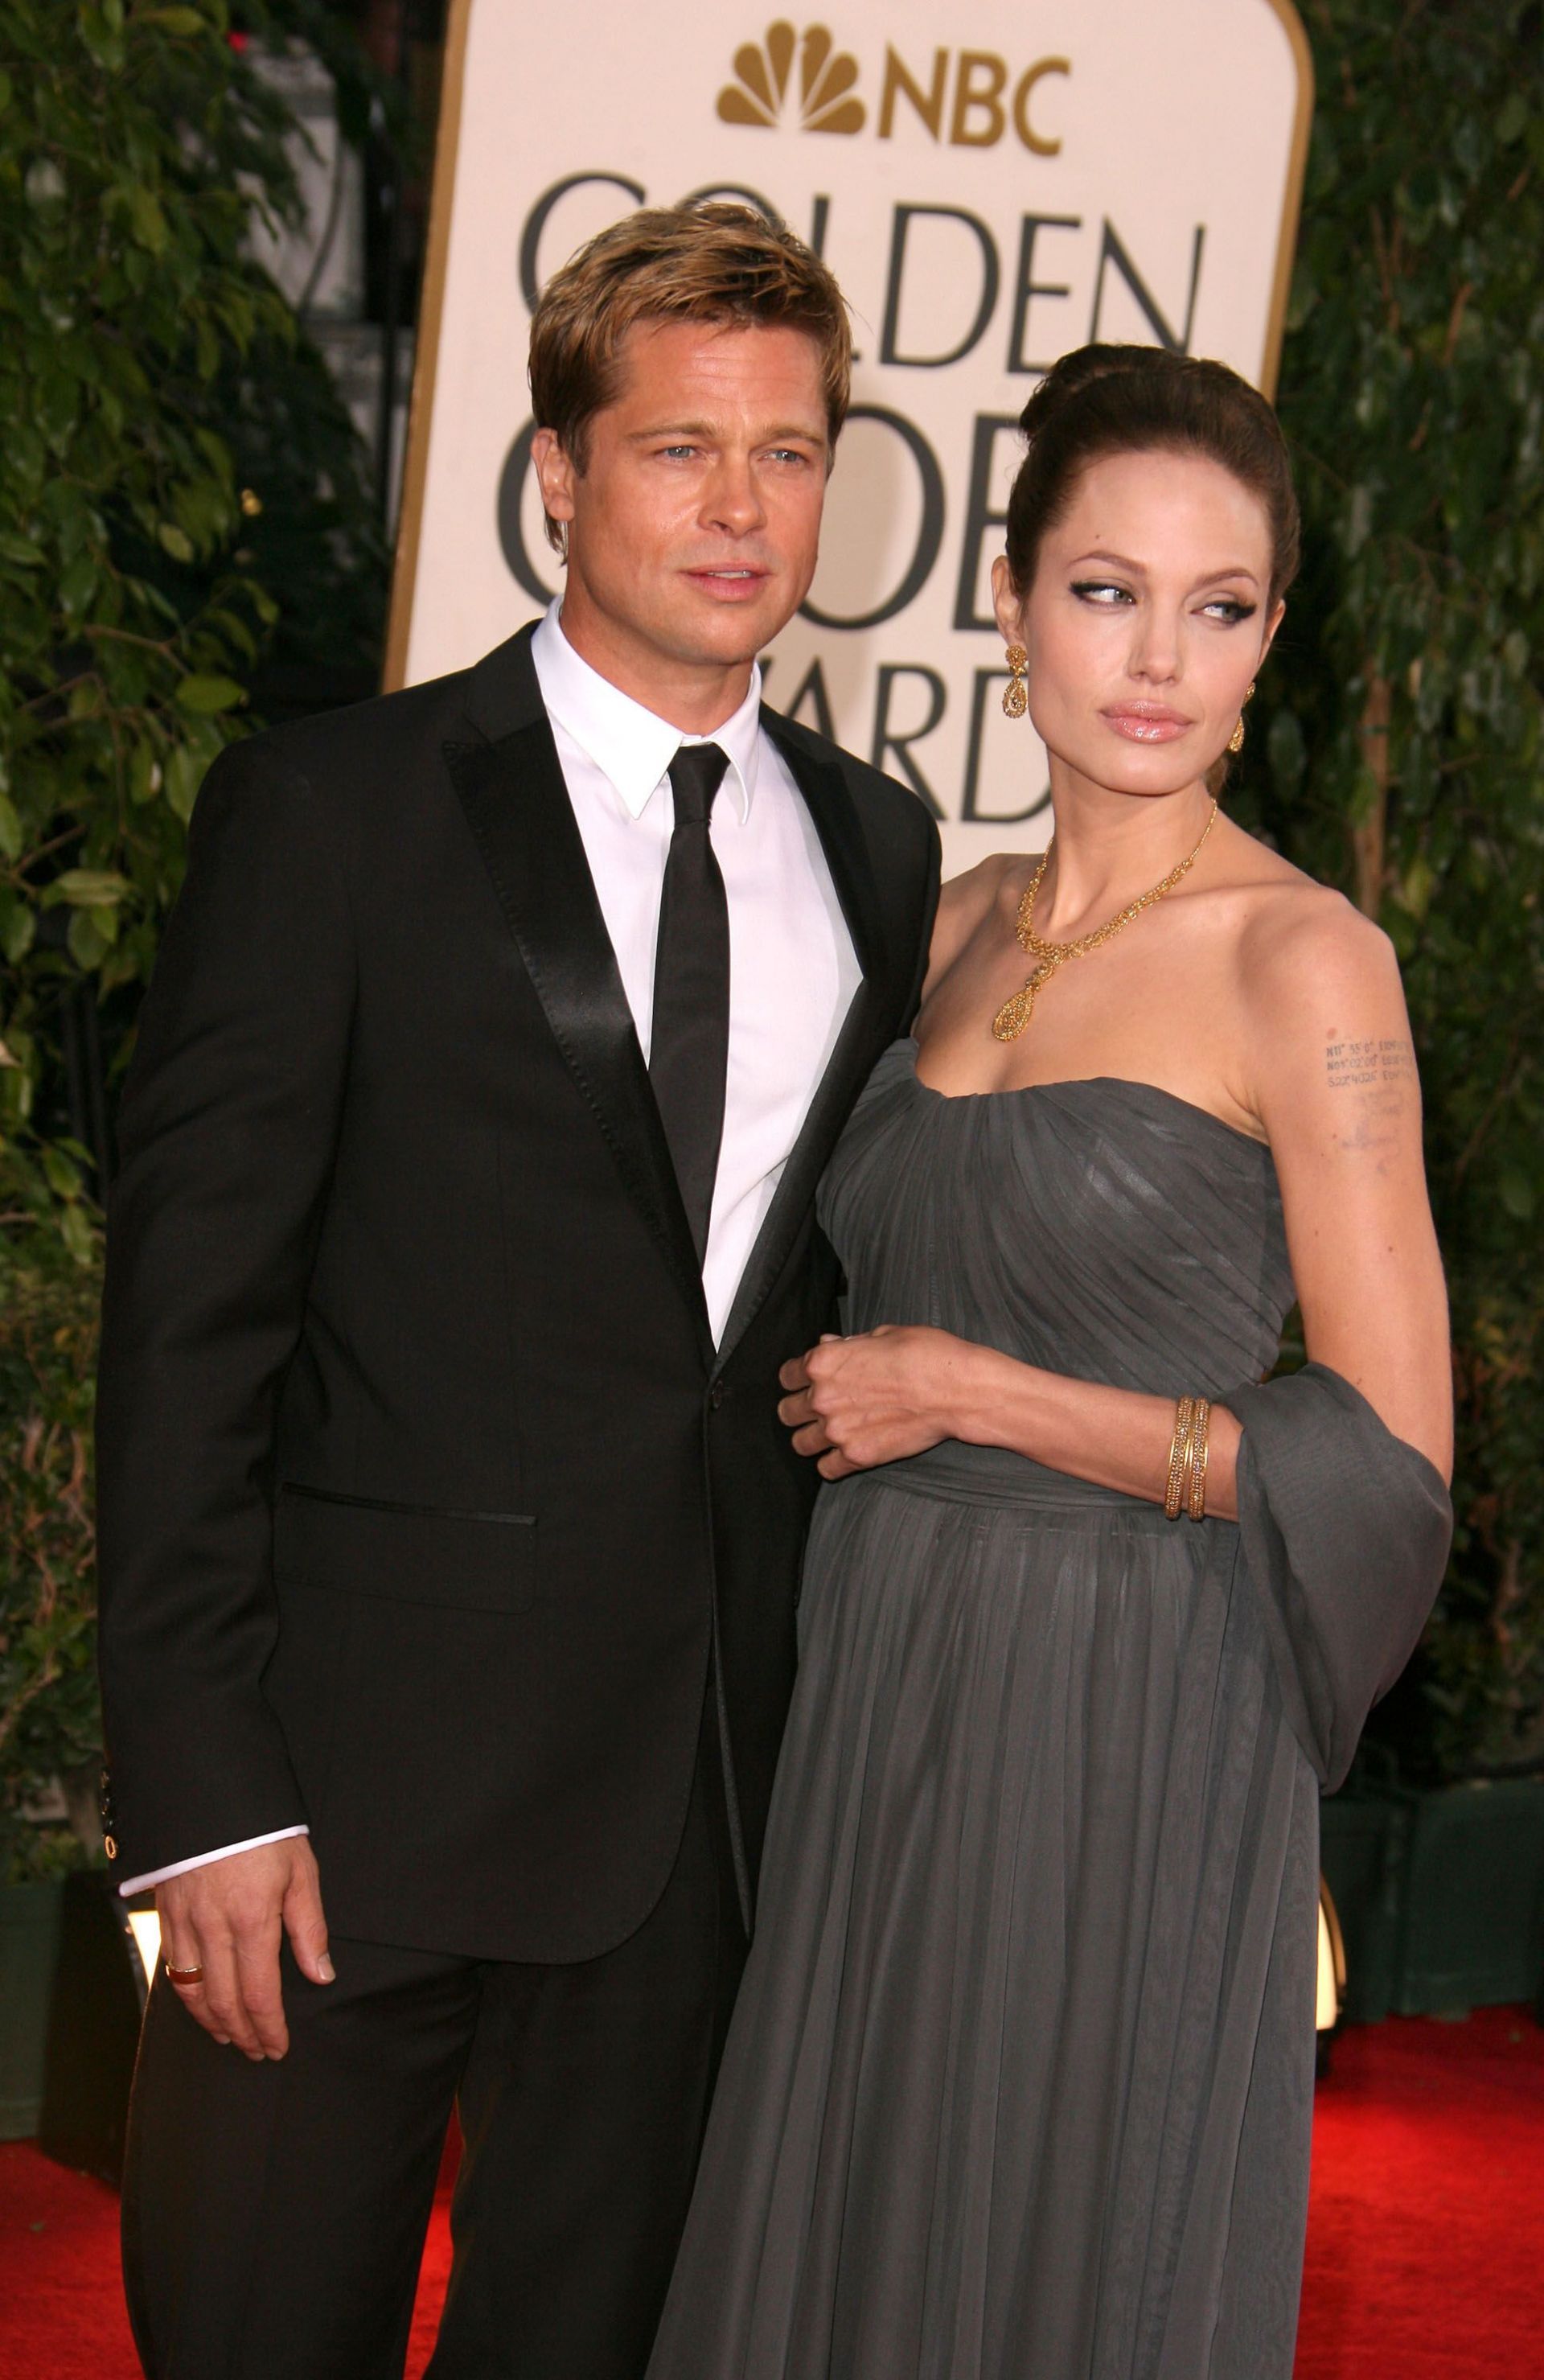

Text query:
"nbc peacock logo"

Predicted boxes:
[[717, 22, 865, 135]]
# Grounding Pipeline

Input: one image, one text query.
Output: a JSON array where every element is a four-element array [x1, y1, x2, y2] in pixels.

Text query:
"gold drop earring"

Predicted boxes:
[[1002, 644, 1029, 720], [1228, 680, 1256, 756]]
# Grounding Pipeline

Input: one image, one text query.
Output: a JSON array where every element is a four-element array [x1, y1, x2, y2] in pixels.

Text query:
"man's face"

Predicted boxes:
[[532, 318, 832, 710]]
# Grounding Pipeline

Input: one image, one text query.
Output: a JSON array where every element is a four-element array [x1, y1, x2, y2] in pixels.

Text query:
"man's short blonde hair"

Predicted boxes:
[[528, 201, 852, 553]]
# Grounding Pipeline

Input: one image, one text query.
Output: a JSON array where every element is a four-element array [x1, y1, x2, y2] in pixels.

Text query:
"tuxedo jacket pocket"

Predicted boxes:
[[273, 1482, 539, 1613]]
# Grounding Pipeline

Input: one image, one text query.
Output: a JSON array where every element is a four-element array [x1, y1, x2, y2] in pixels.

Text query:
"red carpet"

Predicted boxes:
[[1296, 2004, 1544, 2378], [2, 2008, 1541, 2378]]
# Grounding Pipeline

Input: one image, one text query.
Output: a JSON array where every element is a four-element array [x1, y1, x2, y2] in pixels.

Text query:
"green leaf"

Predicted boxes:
[[80, 4, 126, 70], [59, 1201, 96, 1264], [66, 909, 111, 970], [1398, 855, 1437, 921], [0, 901, 35, 964], [138, 5, 212, 31], [1497, 1167, 1536, 1223], [128, 742, 162, 806], [0, 69, 12, 113], [51, 869, 130, 909], [38, 372, 79, 444], [0, 531, 43, 569], [175, 673, 245, 715], [156, 523, 194, 564], [58, 555, 99, 619], [127, 187, 168, 256], [163, 743, 202, 821], [42, 1145, 82, 1201], [1496, 92, 1529, 146], [0, 795, 22, 863]]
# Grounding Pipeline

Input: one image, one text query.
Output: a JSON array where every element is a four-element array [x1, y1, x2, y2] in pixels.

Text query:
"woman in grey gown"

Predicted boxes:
[[645, 345, 1454, 2380]]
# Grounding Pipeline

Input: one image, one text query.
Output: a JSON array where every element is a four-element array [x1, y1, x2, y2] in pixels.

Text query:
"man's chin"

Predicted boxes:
[[658, 597, 793, 671]]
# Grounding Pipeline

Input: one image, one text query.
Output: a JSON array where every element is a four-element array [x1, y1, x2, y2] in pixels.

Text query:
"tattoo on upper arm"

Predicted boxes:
[[1324, 1036, 1418, 1169], [1325, 1037, 1417, 1092]]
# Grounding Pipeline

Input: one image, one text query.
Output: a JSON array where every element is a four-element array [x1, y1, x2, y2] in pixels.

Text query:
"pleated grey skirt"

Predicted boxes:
[[647, 1456, 1319, 2380]]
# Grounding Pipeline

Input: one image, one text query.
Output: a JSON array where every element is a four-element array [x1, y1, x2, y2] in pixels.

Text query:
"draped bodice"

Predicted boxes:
[[817, 1041, 1295, 1509]]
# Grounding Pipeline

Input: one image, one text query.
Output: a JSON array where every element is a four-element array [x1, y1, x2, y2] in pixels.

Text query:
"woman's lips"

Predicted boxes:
[[1102, 706, 1193, 743]]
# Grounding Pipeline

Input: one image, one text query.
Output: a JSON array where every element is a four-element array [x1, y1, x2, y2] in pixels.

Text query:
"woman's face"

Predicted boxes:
[[993, 446, 1284, 800]]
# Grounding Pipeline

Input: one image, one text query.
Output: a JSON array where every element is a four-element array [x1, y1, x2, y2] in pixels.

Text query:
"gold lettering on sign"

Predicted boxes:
[[875, 48, 1072, 150], [951, 51, 1008, 147], [879, 44, 947, 141], [1013, 57, 1069, 156]]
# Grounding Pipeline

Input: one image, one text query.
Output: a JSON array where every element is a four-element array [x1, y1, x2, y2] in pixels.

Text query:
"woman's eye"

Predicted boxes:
[[1202, 598, 1258, 623], [1070, 580, 1134, 606]]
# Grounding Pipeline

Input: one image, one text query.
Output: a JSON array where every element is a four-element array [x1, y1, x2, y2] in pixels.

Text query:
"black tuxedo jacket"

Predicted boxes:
[[96, 623, 940, 1963]]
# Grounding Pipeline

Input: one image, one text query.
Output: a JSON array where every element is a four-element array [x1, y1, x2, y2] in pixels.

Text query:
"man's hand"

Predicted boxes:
[[157, 1835, 334, 2060], [778, 1326, 979, 1478]]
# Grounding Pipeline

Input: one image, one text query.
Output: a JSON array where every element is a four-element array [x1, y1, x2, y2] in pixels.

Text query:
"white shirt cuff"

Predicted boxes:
[[117, 1825, 310, 1898]]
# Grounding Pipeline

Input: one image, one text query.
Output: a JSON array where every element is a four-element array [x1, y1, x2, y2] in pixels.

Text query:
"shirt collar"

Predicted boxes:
[[531, 601, 761, 824]]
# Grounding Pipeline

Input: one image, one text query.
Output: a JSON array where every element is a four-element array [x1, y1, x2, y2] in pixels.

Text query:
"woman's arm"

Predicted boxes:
[[778, 1330, 1246, 1511], [780, 892, 1452, 1510], [1238, 890, 1451, 1476]]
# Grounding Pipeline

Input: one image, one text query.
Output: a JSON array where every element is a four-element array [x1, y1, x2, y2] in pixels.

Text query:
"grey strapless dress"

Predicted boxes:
[[647, 1040, 1452, 2380]]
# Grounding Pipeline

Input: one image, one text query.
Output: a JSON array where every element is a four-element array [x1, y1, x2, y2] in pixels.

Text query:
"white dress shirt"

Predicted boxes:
[[120, 602, 860, 1898], [532, 602, 860, 1338]]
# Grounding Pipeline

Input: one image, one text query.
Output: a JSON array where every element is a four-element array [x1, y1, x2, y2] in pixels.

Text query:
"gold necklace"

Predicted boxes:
[[991, 799, 1218, 1042]]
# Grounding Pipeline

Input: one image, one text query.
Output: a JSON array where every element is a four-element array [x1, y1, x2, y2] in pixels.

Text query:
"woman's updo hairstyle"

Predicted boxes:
[[1004, 343, 1301, 607]]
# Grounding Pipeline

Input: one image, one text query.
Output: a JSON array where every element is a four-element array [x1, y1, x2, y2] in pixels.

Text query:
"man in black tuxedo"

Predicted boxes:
[[95, 202, 938, 2377]]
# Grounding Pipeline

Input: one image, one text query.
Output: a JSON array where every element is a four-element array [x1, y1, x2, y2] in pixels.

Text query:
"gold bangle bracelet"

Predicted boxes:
[[1164, 1396, 1195, 1520], [1186, 1398, 1211, 1522]]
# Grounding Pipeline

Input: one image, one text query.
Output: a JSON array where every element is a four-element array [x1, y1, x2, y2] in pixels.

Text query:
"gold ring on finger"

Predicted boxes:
[[164, 1962, 205, 1986]]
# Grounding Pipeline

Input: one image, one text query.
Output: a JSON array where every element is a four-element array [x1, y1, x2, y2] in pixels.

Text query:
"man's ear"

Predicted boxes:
[[531, 427, 578, 528]]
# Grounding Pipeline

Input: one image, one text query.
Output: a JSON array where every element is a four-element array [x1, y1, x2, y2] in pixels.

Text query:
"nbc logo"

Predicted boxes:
[[717, 22, 865, 135]]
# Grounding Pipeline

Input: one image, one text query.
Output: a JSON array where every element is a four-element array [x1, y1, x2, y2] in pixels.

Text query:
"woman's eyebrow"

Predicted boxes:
[[1066, 549, 1263, 590]]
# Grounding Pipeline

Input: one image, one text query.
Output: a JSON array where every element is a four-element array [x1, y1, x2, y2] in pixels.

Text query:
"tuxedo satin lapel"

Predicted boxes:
[[444, 704, 711, 1353], [716, 721, 889, 1367]]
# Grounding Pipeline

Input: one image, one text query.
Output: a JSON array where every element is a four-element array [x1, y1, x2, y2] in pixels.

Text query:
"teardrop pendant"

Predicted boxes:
[[992, 961, 1055, 1042]]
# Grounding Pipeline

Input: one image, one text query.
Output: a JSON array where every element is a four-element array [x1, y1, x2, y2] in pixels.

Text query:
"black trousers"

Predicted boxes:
[[121, 1709, 746, 2380]]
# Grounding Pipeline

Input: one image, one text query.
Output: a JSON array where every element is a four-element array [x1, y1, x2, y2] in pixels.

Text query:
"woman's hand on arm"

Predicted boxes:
[[778, 1329, 1246, 1516], [1241, 893, 1453, 1482], [778, 1327, 979, 1480]]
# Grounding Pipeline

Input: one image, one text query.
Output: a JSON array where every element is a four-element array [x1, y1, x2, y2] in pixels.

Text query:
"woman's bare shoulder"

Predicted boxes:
[[1238, 868, 1394, 987], [1206, 822, 1393, 980], [1230, 871, 1410, 1114], [942, 848, 1032, 908], [926, 851, 1032, 983]]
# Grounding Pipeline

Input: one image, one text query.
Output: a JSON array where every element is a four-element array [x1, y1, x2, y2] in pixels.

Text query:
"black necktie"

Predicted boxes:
[[650, 742, 731, 1265]]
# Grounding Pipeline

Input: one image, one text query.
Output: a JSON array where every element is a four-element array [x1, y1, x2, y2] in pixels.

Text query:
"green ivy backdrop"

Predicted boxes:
[[0, 0, 388, 1878], [1236, 0, 1544, 1778], [1, 0, 1541, 1879]]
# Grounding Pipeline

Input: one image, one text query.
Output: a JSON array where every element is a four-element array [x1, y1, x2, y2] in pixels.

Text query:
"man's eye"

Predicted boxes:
[[1070, 580, 1133, 606], [659, 444, 698, 461], [766, 448, 808, 466]]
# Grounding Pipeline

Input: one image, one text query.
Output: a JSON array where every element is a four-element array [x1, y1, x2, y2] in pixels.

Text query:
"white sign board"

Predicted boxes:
[[388, 1, 1311, 873]]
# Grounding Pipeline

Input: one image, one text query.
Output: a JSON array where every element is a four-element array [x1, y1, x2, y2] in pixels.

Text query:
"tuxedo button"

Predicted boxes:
[[708, 1380, 727, 1410]]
